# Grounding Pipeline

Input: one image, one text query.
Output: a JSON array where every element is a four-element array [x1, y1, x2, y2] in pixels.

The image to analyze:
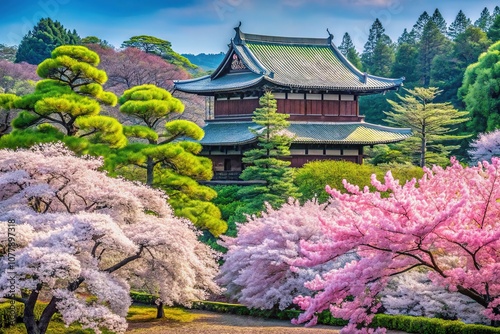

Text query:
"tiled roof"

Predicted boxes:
[[173, 72, 264, 94], [174, 27, 404, 94], [198, 121, 411, 146]]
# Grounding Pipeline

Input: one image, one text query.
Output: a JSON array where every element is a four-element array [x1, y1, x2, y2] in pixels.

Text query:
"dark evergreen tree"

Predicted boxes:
[[338, 32, 362, 70], [448, 10, 472, 39], [432, 26, 490, 106], [474, 7, 492, 32], [418, 20, 450, 86], [493, 6, 500, 20], [239, 92, 300, 209], [361, 18, 394, 75], [488, 14, 500, 42], [392, 29, 419, 84], [15, 18, 80, 65], [370, 35, 395, 77], [412, 11, 431, 40], [431, 9, 447, 35]]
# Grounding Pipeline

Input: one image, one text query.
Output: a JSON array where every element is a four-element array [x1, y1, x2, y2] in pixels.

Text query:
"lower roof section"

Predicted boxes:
[[199, 121, 412, 146]]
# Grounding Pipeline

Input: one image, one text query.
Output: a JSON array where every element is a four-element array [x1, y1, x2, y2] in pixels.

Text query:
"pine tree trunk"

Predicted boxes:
[[146, 156, 154, 186], [156, 301, 164, 319], [420, 123, 426, 167]]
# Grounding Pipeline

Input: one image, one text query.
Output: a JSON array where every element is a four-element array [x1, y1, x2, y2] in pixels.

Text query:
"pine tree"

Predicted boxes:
[[488, 14, 500, 41], [448, 10, 472, 39], [112, 84, 227, 237], [15, 18, 80, 65], [121, 35, 196, 70], [338, 32, 362, 70], [392, 29, 419, 83], [418, 20, 450, 86], [239, 92, 300, 209], [361, 18, 394, 74], [493, 6, 500, 20], [385, 87, 470, 167], [370, 35, 395, 77], [475, 7, 492, 32], [412, 11, 431, 40], [0, 45, 125, 149], [432, 26, 489, 106], [431, 9, 447, 35]]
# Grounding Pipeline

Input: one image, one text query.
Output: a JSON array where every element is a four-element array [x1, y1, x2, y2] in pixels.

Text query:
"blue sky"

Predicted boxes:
[[1, 0, 498, 54]]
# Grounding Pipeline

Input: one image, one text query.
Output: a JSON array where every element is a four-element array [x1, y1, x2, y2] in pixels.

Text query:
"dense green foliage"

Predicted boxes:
[[385, 87, 470, 167], [108, 84, 226, 237], [294, 160, 424, 203], [338, 32, 362, 70], [15, 18, 80, 65], [0, 45, 125, 150], [459, 41, 500, 134], [295, 160, 382, 203], [239, 92, 300, 209], [362, 18, 395, 77], [121, 35, 196, 70]]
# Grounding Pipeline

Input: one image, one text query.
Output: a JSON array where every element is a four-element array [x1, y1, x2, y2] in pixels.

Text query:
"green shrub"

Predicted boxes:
[[294, 160, 383, 203], [129, 291, 158, 305], [0, 302, 50, 329]]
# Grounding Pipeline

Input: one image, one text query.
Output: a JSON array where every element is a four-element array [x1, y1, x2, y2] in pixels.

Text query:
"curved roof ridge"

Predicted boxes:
[[240, 32, 330, 46]]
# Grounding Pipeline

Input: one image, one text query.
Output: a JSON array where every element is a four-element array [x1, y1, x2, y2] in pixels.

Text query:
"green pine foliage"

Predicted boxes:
[[239, 92, 301, 210], [121, 35, 196, 70], [488, 14, 500, 42], [109, 84, 227, 237], [448, 10, 472, 39], [385, 87, 470, 167], [432, 26, 490, 106], [338, 32, 363, 70], [15, 18, 80, 65], [362, 19, 395, 76], [0, 45, 125, 149]]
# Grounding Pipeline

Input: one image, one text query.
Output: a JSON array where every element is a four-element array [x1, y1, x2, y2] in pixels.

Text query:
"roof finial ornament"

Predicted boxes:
[[327, 28, 334, 43], [234, 21, 243, 44]]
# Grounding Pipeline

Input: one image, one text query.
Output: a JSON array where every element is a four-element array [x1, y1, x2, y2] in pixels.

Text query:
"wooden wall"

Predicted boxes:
[[213, 94, 360, 121]]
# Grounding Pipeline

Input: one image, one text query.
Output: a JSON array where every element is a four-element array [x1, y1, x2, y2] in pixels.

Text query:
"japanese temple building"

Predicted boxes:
[[174, 26, 411, 181]]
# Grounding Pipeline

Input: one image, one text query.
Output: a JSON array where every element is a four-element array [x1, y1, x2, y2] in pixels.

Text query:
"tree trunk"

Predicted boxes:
[[146, 156, 154, 186], [156, 301, 164, 319], [23, 278, 85, 334], [420, 122, 426, 167]]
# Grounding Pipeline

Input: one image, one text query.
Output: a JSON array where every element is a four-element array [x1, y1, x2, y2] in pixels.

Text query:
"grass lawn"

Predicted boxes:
[[1, 304, 197, 334]]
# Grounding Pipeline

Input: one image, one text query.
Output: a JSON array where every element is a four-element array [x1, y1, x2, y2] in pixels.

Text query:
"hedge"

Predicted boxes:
[[191, 300, 500, 334], [0, 302, 48, 329], [129, 291, 158, 305]]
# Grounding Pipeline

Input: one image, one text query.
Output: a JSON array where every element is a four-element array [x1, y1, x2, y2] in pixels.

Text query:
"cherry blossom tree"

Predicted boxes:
[[468, 130, 500, 164], [0, 143, 219, 334], [89, 45, 204, 125], [292, 157, 500, 333], [381, 269, 488, 324], [218, 200, 354, 310]]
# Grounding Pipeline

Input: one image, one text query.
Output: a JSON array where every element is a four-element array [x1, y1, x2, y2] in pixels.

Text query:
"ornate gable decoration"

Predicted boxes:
[[230, 53, 246, 71]]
